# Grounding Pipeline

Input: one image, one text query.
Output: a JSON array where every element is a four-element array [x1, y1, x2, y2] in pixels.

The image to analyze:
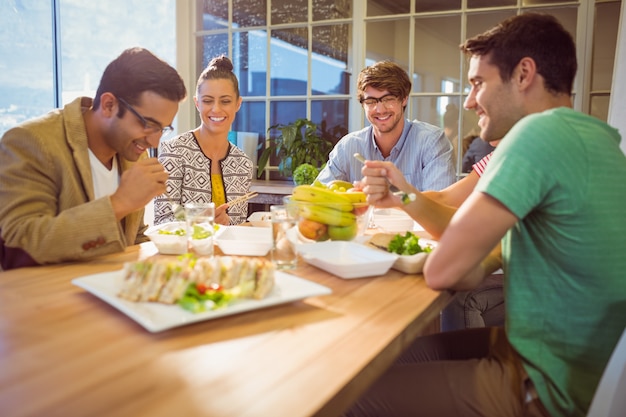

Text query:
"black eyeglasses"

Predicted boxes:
[[117, 97, 173, 136], [359, 94, 399, 109]]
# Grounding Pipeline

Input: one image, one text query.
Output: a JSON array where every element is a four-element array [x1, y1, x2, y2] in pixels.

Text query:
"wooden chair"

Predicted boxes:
[[587, 326, 626, 417]]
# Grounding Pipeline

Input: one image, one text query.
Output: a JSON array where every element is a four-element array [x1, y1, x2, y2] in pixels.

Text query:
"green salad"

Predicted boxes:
[[177, 282, 234, 313], [158, 228, 186, 236], [158, 224, 219, 239], [388, 231, 433, 256]]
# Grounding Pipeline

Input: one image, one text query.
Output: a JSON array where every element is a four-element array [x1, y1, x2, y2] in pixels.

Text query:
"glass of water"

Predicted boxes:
[[184, 202, 215, 257], [270, 204, 298, 269]]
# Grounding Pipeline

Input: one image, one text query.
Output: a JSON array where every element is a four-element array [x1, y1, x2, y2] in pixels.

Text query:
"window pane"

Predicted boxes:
[[234, 0, 267, 27], [409, 96, 442, 129], [592, 2, 621, 91], [234, 30, 268, 97], [270, 101, 306, 127], [414, 15, 462, 93], [523, 0, 576, 5], [366, 20, 410, 69], [469, 0, 516, 7], [0, 1, 53, 136], [59, 1, 177, 107], [270, 28, 308, 95], [312, 24, 351, 95], [272, 0, 307, 24], [233, 101, 267, 140], [200, 34, 229, 68], [466, 11, 516, 39], [313, 0, 351, 20], [367, 0, 410, 16], [416, 0, 461, 13], [311, 99, 349, 146], [202, 0, 228, 30]]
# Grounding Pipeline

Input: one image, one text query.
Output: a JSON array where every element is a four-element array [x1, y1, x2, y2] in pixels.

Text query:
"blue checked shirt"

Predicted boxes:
[[316, 119, 456, 191]]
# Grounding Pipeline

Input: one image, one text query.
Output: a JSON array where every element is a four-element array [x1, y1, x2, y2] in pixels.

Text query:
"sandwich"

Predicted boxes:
[[118, 255, 276, 312]]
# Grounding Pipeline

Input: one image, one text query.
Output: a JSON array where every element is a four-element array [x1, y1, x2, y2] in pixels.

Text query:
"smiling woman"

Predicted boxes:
[[153, 55, 254, 227]]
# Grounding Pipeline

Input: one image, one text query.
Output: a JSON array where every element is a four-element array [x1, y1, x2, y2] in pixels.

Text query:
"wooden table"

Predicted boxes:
[[0, 242, 450, 417]]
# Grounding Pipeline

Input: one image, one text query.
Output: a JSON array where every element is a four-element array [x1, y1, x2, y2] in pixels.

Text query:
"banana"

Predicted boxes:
[[327, 179, 354, 191], [291, 185, 353, 212], [336, 190, 366, 204], [299, 203, 356, 227]]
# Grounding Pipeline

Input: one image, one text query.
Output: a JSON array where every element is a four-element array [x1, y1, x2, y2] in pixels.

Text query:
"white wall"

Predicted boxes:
[[608, 2, 626, 155]]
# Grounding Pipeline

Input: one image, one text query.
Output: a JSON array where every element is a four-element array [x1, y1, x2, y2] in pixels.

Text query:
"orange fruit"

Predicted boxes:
[[298, 218, 329, 241]]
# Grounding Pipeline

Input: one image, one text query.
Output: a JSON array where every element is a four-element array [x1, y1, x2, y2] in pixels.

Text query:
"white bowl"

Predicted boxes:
[[372, 208, 416, 233], [368, 235, 437, 274], [298, 241, 398, 279], [391, 238, 437, 274], [146, 221, 224, 255], [247, 211, 271, 227], [145, 221, 188, 255], [215, 226, 273, 256]]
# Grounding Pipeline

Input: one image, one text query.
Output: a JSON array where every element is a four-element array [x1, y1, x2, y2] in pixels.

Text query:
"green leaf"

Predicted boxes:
[[257, 147, 272, 177], [257, 118, 340, 178]]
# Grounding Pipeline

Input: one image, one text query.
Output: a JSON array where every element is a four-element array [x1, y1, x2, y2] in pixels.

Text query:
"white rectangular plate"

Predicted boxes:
[[72, 269, 331, 333], [298, 241, 398, 279], [215, 226, 273, 256]]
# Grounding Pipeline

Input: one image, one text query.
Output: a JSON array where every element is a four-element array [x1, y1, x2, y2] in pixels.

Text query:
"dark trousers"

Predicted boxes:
[[343, 327, 551, 417]]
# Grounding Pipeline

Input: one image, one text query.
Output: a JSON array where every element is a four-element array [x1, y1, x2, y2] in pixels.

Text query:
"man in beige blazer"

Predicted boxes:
[[0, 47, 187, 270]]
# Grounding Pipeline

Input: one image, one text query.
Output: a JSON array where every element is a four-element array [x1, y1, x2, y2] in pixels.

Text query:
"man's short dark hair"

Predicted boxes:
[[93, 47, 187, 109], [357, 60, 412, 102], [460, 13, 577, 95]]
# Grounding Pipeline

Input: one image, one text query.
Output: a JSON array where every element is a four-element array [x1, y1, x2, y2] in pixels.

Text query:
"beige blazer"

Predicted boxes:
[[0, 97, 147, 269]]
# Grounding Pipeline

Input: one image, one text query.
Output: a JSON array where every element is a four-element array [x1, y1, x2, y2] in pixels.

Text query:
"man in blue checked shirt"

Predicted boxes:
[[316, 60, 456, 191]]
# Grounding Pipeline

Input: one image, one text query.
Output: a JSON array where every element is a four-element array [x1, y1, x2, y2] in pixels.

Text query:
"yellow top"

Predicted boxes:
[[211, 174, 225, 206]]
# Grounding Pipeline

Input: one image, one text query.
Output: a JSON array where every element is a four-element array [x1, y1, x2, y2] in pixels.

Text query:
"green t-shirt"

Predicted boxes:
[[476, 107, 626, 417]]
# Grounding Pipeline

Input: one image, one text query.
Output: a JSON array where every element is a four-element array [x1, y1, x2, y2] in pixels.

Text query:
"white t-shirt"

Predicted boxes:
[[88, 149, 119, 199]]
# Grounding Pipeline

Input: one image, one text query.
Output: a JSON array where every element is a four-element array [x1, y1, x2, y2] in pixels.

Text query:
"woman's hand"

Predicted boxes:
[[215, 203, 231, 225]]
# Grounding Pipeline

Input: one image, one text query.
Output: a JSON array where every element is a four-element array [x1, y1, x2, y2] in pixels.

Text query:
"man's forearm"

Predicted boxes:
[[403, 192, 457, 240], [447, 245, 502, 291]]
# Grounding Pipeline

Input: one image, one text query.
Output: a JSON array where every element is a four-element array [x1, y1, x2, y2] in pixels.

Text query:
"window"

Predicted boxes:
[[186, 0, 621, 179], [0, 0, 176, 137], [194, 0, 353, 179]]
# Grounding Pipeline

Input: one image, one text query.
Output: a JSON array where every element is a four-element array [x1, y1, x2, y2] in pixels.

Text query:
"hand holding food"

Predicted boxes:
[[111, 158, 169, 219]]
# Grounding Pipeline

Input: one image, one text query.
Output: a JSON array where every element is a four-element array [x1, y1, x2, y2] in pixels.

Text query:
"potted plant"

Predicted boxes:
[[257, 118, 338, 180]]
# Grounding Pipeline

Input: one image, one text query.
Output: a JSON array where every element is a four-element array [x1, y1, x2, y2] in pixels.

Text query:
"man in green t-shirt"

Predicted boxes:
[[346, 13, 626, 417]]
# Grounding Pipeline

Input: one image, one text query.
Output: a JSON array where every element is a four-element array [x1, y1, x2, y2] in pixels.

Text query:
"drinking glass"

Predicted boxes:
[[270, 204, 298, 269], [184, 202, 215, 257]]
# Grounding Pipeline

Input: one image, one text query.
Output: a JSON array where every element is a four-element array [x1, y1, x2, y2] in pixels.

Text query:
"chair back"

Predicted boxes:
[[587, 326, 626, 417]]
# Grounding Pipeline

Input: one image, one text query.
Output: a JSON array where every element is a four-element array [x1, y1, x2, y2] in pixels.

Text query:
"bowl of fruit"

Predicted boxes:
[[285, 180, 373, 243]]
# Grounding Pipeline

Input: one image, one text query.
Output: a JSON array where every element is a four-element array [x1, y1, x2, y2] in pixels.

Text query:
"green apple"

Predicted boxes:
[[328, 221, 358, 241]]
